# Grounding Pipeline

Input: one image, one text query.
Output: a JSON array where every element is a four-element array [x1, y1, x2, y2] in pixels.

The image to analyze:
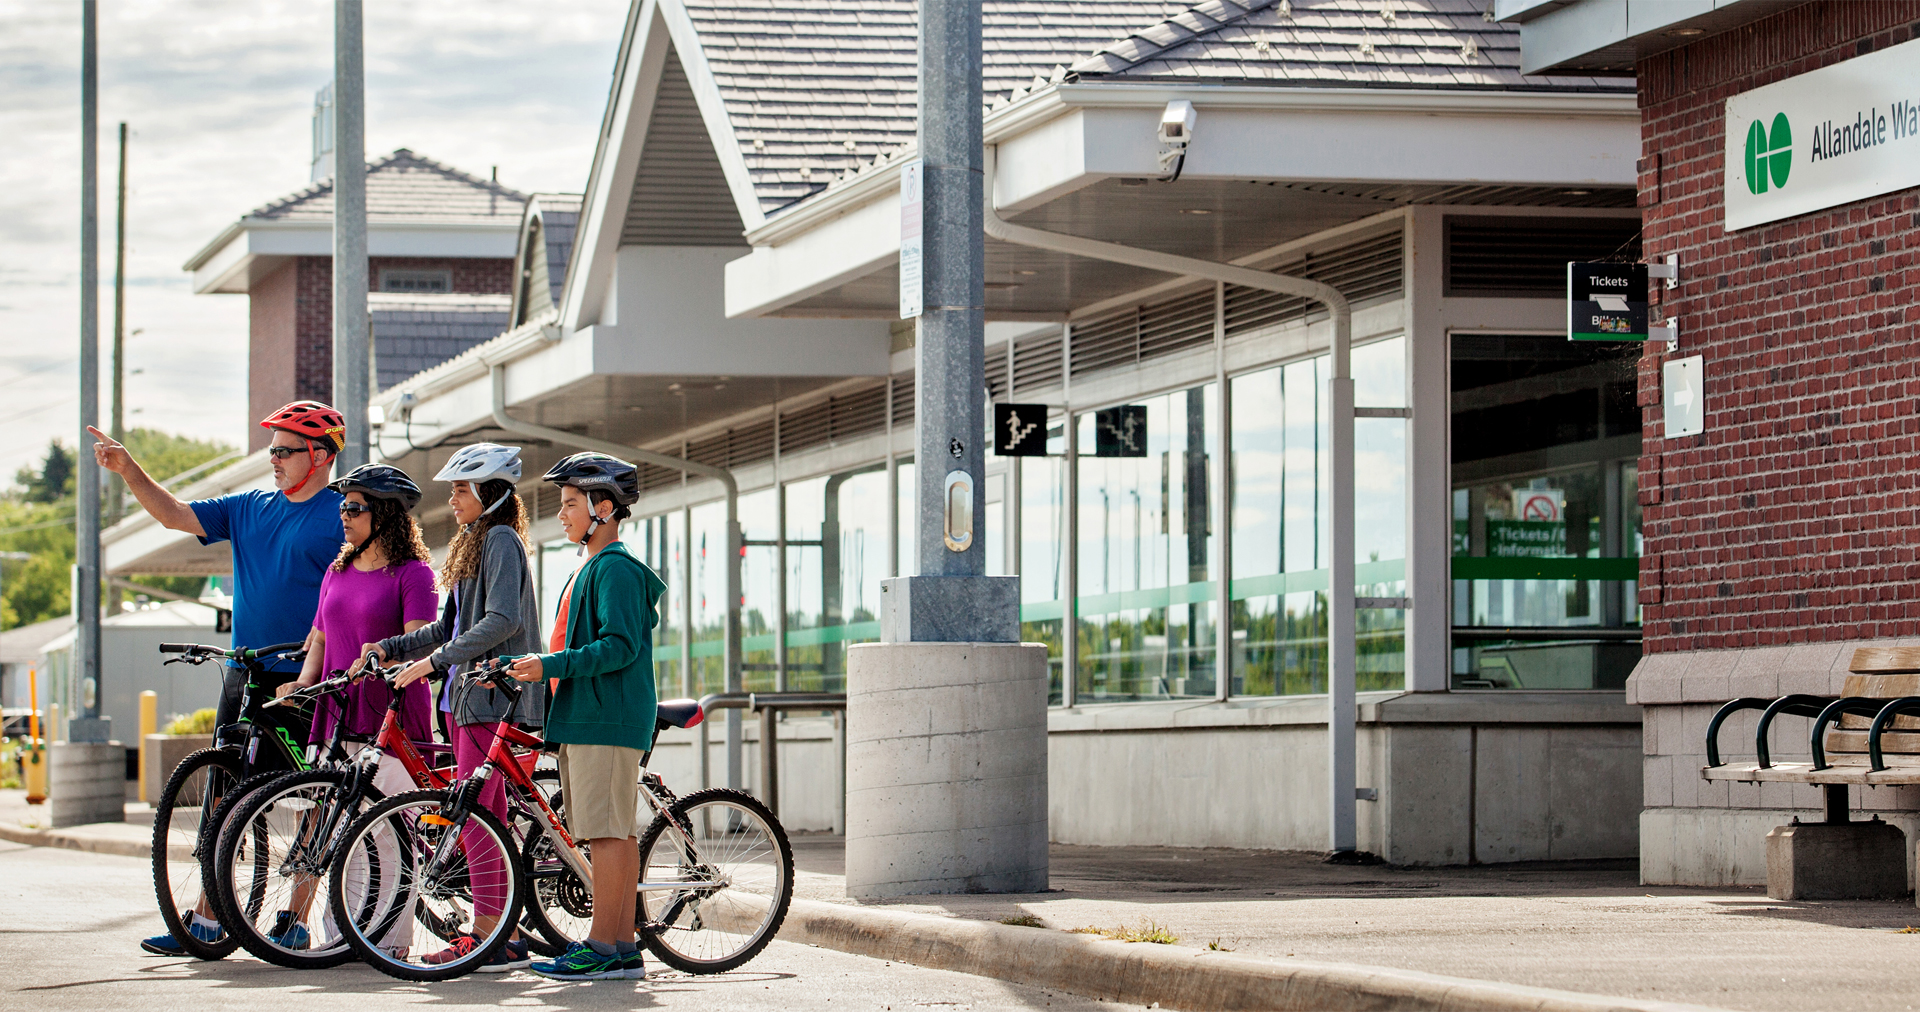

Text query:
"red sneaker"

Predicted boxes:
[[421, 934, 480, 965]]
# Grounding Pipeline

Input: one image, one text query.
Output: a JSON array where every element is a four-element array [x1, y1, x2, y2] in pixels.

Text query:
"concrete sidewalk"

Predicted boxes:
[[8, 788, 1914, 1011], [786, 835, 1920, 1012]]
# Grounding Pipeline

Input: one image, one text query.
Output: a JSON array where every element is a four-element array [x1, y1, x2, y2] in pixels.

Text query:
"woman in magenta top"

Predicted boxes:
[[280, 464, 438, 745]]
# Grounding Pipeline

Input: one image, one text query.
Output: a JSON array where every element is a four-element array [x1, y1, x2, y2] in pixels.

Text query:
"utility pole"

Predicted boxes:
[[109, 122, 127, 526], [332, 0, 369, 470], [71, 0, 106, 746], [845, 0, 1044, 900]]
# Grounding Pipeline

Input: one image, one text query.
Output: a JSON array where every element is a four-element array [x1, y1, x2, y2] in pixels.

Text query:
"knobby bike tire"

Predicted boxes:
[[199, 769, 292, 942], [327, 789, 525, 982], [636, 787, 794, 974], [150, 747, 244, 961], [214, 768, 379, 969]]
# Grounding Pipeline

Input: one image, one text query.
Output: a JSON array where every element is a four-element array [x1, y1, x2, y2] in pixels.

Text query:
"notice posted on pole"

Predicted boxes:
[[899, 159, 923, 320]]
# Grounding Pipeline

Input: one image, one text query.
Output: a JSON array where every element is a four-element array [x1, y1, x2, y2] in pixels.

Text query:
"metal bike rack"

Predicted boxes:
[[697, 692, 846, 823]]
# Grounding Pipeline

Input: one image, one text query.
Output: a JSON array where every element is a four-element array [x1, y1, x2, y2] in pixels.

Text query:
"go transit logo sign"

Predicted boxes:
[[1723, 36, 1920, 231], [1743, 113, 1791, 195]]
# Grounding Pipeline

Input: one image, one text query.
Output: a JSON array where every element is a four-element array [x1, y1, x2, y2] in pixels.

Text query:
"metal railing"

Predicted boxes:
[[696, 692, 846, 822]]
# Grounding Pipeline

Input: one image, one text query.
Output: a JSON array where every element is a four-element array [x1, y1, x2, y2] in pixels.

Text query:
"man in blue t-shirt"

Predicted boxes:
[[91, 400, 348, 956]]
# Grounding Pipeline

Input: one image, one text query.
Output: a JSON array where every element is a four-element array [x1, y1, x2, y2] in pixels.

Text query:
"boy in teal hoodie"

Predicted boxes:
[[506, 452, 664, 981]]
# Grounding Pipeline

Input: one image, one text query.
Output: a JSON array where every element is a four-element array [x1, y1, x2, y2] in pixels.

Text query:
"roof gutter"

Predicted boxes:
[[485, 362, 741, 704], [981, 143, 1363, 855]]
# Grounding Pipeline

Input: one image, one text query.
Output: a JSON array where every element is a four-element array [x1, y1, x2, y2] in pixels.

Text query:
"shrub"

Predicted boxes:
[[162, 709, 217, 735]]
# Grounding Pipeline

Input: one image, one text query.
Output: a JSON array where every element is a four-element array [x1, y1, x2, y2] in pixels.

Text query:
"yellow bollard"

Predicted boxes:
[[138, 690, 157, 803], [24, 667, 47, 805]]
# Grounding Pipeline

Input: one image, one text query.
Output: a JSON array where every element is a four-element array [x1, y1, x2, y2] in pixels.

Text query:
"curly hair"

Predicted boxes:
[[332, 495, 433, 572], [439, 479, 529, 588]]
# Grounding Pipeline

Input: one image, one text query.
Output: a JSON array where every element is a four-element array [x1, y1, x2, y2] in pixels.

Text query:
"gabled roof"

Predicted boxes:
[[245, 148, 528, 223], [674, 0, 1624, 220], [1068, 0, 1628, 89], [683, 1, 1213, 217], [509, 193, 583, 328]]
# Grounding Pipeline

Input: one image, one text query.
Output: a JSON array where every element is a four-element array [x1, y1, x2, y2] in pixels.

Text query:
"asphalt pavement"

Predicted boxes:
[[0, 839, 1117, 1012]]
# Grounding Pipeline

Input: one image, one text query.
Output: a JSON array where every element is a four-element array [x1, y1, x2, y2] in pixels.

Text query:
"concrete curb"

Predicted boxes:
[[777, 898, 1732, 1012], [0, 820, 149, 859]]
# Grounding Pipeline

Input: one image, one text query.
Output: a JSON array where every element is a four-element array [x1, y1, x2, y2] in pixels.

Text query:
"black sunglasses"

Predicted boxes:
[[266, 444, 315, 460], [339, 502, 375, 518]]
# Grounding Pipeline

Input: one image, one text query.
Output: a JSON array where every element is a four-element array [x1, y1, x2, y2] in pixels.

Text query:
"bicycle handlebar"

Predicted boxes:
[[158, 642, 198, 654]]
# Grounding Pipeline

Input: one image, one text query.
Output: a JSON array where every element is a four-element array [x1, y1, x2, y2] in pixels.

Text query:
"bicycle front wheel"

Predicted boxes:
[[151, 747, 243, 961], [215, 769, 369, 968], [637, 788, 793, 974], [328, 789, 524, 981]]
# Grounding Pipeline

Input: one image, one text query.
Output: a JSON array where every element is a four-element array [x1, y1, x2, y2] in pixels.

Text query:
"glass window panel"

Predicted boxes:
[[688, 499, 729, 696], [1074, 385, 1218, 702], [1450, 333, 1642, 690], [1229, 339, 1407, 697], [1020, 443, 1068, 705], [896, 458, 915, 577], [737, 488, 778, 691], [780, 466, 887, 693], [624, 514, 683, 701]]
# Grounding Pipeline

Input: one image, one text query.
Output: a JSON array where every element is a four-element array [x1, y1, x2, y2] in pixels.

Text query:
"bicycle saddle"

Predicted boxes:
[[656, 699, 705, 729]]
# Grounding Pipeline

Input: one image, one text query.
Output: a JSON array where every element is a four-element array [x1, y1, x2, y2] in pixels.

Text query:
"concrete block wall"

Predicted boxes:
[[1046, 693, 1640, 866], [1631, 640, 1920, 886]]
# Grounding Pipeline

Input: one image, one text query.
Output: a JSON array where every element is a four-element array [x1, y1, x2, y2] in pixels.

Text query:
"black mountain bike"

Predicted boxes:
[[149, 641, 312, 961]]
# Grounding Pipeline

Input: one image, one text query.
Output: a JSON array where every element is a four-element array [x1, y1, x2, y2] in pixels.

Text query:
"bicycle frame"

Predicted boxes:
[[272, 666, 452, 880], [455, 674, 718, 896]]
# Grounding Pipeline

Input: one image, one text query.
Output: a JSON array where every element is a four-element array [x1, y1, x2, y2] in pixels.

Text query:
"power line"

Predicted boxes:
[[0, 356, 78, 394]]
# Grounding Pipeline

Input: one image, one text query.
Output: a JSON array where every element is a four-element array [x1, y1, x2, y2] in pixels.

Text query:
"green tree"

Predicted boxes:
[[14, 440, 74, 503], [1, 428, 235, 630]]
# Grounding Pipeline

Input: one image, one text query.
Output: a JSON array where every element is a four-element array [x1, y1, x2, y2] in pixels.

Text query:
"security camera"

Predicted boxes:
[[1157, 100, 1196, 179]]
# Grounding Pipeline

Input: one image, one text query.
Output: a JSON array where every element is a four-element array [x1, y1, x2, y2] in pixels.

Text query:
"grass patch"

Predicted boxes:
[[1206, 937, 1234, 951], [1068, 920, 1179, 944], [1899, 926, 1920, 934], [998, 915, 1044, 928]]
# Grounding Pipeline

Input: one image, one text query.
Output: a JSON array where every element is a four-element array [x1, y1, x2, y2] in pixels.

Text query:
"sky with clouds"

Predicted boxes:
[[0, 0, 628, 487]]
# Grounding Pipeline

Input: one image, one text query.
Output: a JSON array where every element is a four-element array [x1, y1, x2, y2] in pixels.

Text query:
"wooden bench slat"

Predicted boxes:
[[1847, 647, 1920, 675], [1702, 762, 1920, 785], [1825, 730, 1920, 754]]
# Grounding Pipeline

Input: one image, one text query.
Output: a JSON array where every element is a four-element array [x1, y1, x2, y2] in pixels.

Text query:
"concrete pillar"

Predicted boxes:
[[49, 741, 124, 828], [845, 642, 1047, 898]]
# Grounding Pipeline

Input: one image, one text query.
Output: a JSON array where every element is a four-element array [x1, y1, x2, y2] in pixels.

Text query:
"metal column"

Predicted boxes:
[[72, 0, 105, 743], [332, 0, 370, 470]]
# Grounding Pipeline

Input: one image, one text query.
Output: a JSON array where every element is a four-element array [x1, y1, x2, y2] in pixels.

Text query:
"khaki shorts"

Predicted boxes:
[[557, 743, 643, 841]]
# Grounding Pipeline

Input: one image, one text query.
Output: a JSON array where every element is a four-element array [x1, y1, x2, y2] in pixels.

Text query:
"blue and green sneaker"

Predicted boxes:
[[621, 946, 646, 980], [267, 911, 310, 950], [530, 940, 627, 981], [141, 914, 225, 955]]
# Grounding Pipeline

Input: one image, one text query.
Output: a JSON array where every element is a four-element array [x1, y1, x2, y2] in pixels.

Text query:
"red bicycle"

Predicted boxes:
[[328, 661, 792, 981]]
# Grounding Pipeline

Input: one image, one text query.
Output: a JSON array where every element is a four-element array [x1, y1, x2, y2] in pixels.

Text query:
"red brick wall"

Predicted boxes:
[[248, 261, 298, 452], [1635, 3, 1920, 653], [272, 255, 513, 435]]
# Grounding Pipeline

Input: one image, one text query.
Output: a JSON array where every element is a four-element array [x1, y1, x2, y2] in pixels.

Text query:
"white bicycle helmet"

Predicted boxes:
[[434, 442, 523, 484]]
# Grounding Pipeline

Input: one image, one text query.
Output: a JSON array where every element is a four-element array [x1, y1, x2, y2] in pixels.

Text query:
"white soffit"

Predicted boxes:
[[190, 220, 520, 294], [725, 87, 1638, 319]]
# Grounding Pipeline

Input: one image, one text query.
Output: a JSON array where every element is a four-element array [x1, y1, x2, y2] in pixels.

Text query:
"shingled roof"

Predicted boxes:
[[247, 149, 528, 224], [1067, 0, 1622, 88], [676, 0, 1625, 218]]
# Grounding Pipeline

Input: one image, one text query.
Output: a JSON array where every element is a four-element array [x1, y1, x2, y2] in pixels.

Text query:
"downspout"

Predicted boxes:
[[489, 364, 744, 788], [982, 146, 1360, 855]]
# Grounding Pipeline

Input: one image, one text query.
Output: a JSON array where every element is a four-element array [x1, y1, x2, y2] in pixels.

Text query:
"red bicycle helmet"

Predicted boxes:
[[260, 400, 346, 453]]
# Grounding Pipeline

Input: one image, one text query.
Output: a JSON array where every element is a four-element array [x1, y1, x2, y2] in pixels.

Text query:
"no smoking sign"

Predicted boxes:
[[1512, 489, 1563, 522]]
